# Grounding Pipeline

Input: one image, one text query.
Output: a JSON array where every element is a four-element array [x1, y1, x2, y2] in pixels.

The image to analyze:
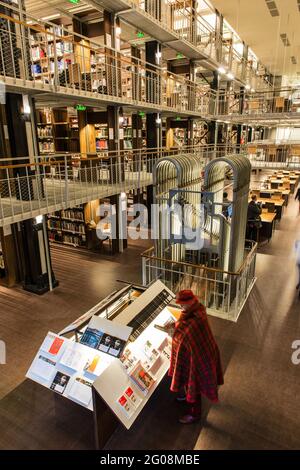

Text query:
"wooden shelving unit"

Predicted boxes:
[[30, 25, 73, 83], [36, 107, 80, 154], [48, 206, 87, 248], [95, 124, 108, 150]]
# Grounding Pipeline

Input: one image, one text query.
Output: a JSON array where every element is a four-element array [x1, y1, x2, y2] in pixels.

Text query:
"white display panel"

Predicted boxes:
[[93, 306, 179, 429], [26, 332, 116, 411], [26, 281, 177, 418]]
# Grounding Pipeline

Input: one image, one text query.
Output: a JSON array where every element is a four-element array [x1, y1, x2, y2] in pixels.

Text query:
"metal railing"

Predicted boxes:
[[0, 145, 220, 226], [0, 144, 249, 226], [141, 241, 257, 322], [0, 7, 214, 116], [247, 141, 300, 170], [129, 0, 273, 90], [216, 87, 300, 117]]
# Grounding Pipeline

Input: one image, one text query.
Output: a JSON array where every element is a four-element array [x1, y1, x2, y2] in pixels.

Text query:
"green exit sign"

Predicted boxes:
[[176, 53, 184, 59], [76, 105, 86, 111], [69, 0, 80, 4], [176, 116, 181, 121], [137, 31, 145, 39], [138, 111, 145, 117]]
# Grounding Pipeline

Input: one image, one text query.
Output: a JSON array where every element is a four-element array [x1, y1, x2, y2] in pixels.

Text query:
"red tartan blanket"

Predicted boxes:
[[169, 302, 224, 403]]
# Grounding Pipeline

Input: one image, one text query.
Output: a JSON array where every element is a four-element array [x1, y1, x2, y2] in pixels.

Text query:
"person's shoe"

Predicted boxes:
[[176, 395, 187, 403], [179, 414, 200, 424]]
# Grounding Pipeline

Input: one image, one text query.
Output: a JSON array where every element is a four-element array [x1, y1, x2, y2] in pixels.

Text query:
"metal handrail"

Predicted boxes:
[[141, 240, 257, 277], [0, 10, 216, 115], [0, 144, 246, 169]]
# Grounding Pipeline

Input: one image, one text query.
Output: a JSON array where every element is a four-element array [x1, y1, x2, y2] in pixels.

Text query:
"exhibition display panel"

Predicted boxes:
[[26, 281, 178, 445]]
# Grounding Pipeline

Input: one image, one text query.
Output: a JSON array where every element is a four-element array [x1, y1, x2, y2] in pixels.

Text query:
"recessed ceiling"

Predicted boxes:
[[210, 0, 300, 78], [25, 0, 102, 22]]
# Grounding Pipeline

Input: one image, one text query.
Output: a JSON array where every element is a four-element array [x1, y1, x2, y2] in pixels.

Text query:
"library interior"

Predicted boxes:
[[0, 0, 300, 451]]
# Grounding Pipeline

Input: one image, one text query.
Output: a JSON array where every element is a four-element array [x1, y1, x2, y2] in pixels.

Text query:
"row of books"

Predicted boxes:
[[48, 221, 86, 234], [48, 233, 86, 246], [39, 141, 55, 153], [31, 43, 73, 60], [61, 209, 84, 221]]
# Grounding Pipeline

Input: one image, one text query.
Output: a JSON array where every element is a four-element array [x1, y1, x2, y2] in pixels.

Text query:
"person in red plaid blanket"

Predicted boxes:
[[166, 289, 224, 424]]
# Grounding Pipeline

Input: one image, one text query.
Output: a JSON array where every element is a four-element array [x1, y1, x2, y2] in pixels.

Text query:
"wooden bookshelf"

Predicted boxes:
[[47, 206, 87, 248], [36, 107, 80, 154]]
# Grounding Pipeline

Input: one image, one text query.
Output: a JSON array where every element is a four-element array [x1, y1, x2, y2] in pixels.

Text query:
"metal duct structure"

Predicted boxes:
[[150, 153, 253, 320], [153, 154, 203, 262], [203, 155, 252, 272]]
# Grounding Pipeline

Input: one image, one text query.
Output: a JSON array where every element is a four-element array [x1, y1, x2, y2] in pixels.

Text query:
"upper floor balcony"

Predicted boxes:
[[0, 144, 218, 227], [0, 9, 215, 117], [97, 0, 272, 91], [215, 87, 300, 123]]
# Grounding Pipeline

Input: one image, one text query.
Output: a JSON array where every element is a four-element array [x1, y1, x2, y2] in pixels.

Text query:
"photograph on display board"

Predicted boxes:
[[83, 354, 101, 374], [124, 386, 142, 408], [68, 377, 93, 407], [107, 337, 126, 357], [119, 348, 139, 372], [117, 394, 135, 419], [30, 355, 57, 381], [50, 372, 71, 395], [80, 327, 104, 349], [98, 334, 126, 358], [130, 362, 155, 394]]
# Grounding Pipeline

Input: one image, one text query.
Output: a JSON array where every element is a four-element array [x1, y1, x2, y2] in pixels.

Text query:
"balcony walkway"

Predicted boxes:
[[0, 170, 153, 227]]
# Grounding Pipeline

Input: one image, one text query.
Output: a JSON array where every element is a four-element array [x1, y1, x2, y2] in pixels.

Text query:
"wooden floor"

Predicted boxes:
[[0, 199, 300, 450]]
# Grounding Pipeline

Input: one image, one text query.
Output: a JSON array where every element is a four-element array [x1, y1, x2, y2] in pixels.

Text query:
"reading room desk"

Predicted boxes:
[[260, 212, 277, 242]]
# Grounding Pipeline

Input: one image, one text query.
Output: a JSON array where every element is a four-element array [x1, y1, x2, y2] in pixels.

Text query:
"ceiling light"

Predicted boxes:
[[218, 66, 226, 74], [22, 95, 31, 114], [41, 13, 60, 21], [251, 88, 255, 93], [116, 27, 122, 36], [35, 215, 43, 224], [245, 84, 251, 90], [227, 72, 234, 80]]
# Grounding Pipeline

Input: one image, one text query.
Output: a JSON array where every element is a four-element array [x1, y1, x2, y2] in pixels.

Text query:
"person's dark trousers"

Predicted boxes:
[[247, 223, 258, 242], [188, 395, 202, 418]]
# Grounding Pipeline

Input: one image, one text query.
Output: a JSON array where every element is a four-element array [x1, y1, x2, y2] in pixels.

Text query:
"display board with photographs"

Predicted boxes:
[[93, 306, 178, 429], [80, 316, 131, 358], [26, 314, 133, 411]]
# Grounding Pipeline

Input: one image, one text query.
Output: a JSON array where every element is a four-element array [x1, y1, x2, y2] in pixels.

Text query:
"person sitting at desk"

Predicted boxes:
[[222, 192, 232, 219], [262, 180, 270, 189], [247, 195, 262, 241]]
